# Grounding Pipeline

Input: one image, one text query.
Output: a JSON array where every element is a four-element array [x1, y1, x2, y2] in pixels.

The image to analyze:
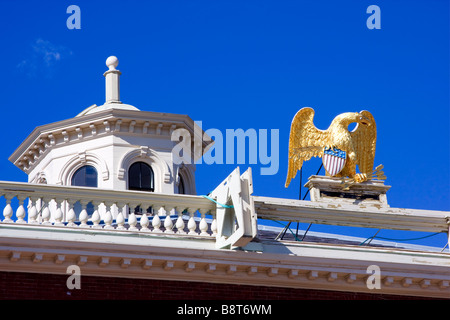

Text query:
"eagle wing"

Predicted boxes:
[[350, 110, 376, 174], [285, 107, 330, 187]]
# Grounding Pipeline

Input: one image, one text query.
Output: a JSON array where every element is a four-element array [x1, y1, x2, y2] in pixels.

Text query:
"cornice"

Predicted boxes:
[[9, 108, 212, 174], [0, 223, 449, 298]]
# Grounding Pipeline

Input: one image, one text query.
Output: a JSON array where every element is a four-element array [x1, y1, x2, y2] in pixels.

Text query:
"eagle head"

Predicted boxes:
[[334, 112, 371, 129]]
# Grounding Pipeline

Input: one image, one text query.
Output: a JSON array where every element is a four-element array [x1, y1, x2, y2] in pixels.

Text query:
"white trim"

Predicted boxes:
[[177, 164, 196, 195], [0, 223, 448, 298], [57, 152, 109, 186], [117, 147, 172, 193], [9, 109, 210, 174]]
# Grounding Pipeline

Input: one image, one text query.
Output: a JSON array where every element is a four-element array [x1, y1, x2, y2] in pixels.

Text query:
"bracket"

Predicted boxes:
[[209, 167, 257, 249]]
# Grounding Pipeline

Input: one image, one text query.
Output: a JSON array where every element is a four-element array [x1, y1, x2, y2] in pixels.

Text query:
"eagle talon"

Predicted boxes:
[[354, 173, 368, 183]]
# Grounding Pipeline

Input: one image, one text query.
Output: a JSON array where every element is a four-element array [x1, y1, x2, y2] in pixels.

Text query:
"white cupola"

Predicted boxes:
[[9, 56, 210, 197]]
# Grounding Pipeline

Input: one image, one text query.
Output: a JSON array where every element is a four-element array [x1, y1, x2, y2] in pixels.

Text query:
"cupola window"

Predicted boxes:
[[178, 174, 185, 194], [71, 165, 98, 216], [71, 165, 98, 187], [128, 162, 154, 192]]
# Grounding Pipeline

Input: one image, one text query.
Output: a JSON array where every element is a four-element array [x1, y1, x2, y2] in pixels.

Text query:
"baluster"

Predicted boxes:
[[127, 202, 139, 231], [2, 195, 13, 223], [187, 208, 197, 235], [128, 211, 138, 231], [199, 209, 209, 236], [103, 203, 114, 229], [140, 202, 152, 232], [210, 210, 217, 236], [91, 201, 101, 228], [152, 206, 162, 233], [15, 196, 26, 224], [54, 199, 64, 226], [140, 212, 150, 231], [115, 210, 125, 230], [175, 207, 186, 234], [164, 207, 174, 233], [66, 200, 77, 227], [41, 199, 51, 225], [116, 202, 126, 230], [79, 201, 89, 228], [28, 197, 38, 224]]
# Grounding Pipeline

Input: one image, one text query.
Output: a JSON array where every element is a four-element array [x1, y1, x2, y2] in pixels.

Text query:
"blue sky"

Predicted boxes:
[[0, 0, 448, 247]]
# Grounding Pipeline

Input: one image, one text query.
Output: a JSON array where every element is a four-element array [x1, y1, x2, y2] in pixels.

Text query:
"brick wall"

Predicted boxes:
[[0, 271, 431, 300]]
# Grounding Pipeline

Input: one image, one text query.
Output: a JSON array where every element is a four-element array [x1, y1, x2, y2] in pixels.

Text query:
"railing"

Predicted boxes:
[[0, 180, 449, 247], [253, 196, 450, 234], [0, 181, 217, 236]]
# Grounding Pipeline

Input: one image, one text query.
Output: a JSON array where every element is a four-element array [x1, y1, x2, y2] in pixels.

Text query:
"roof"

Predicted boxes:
[[0, 179, 448, 298], [9, 107, 212, 174], [76, 102, 140, 117], [256, 223, 448, 253]]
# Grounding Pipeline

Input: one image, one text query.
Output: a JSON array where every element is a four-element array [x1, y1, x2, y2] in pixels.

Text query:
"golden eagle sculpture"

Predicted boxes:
[[285, 107, 385, 188]]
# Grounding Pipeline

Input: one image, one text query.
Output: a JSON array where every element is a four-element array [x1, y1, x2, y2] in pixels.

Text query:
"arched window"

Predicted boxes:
[[128, 162, 154, 192], [71, 165, 98, 216], [128, 162, 154, 214], [71, 165, 98, 187], [178, 174, 185, 194]]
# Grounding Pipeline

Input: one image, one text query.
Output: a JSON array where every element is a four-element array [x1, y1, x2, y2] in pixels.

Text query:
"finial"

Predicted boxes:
[[106, 56, 119, 71], [104, 56, 121, 104]]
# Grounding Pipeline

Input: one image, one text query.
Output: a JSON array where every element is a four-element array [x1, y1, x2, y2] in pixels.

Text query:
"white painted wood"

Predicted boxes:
[[254, 195, 449, 233], [0, 178, 448, 240], [209, 167, 257, 249], [0, 222, 448, 298]]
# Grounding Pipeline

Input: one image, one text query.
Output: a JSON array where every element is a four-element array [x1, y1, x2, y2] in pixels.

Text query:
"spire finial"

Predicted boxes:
[[106, 56, 119, 71], [103, 56, 121, 104]]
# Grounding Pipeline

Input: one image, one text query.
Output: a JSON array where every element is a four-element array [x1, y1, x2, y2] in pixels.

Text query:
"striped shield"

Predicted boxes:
[[322, 147, 347, 176]]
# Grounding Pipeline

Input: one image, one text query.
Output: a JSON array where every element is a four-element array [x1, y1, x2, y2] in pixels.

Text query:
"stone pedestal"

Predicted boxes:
[[304, 175, 391, 207]]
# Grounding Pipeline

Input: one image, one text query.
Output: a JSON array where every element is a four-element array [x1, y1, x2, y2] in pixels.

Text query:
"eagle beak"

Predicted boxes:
[[358, 114, 370, 126]]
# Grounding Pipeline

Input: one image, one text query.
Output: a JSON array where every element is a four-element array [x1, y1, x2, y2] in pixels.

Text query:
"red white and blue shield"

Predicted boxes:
[[322, 147, 347, 176]]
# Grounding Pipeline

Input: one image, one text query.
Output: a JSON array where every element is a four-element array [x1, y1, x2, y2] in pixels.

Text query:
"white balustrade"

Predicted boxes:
[[175, 207, 186, 234], [3, 197, 13, 223], [164, 208, 174, 234], [187, 208, 197, 235], [152, 209, 162, 232], [0, 181, 217, 238], [1, 180, 447, 249]]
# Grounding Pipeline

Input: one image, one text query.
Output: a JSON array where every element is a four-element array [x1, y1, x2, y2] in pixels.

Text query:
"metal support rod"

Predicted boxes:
[[278, 164, 323, 241]]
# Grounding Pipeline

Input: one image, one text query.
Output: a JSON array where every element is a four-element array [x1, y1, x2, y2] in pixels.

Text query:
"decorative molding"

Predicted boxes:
[[103, 120, 111, 133], [143, 121, 149, 134], [115, 119, 122, 132], [129, 120, 136, 133], [78, 151, 86, 164], [48, 134, 55, 146], [61, 131, 68, 143], [58, 151, 110, 185], [176, 164, 196, 195], [89, 124, 97, 136], [156, 123, 163, 135], [1, 224, 448, 298], [0, 176, 448, 298], [76, 127, 83, 140], [117, 147, 172, 189], [9, 110, 210, 176]]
